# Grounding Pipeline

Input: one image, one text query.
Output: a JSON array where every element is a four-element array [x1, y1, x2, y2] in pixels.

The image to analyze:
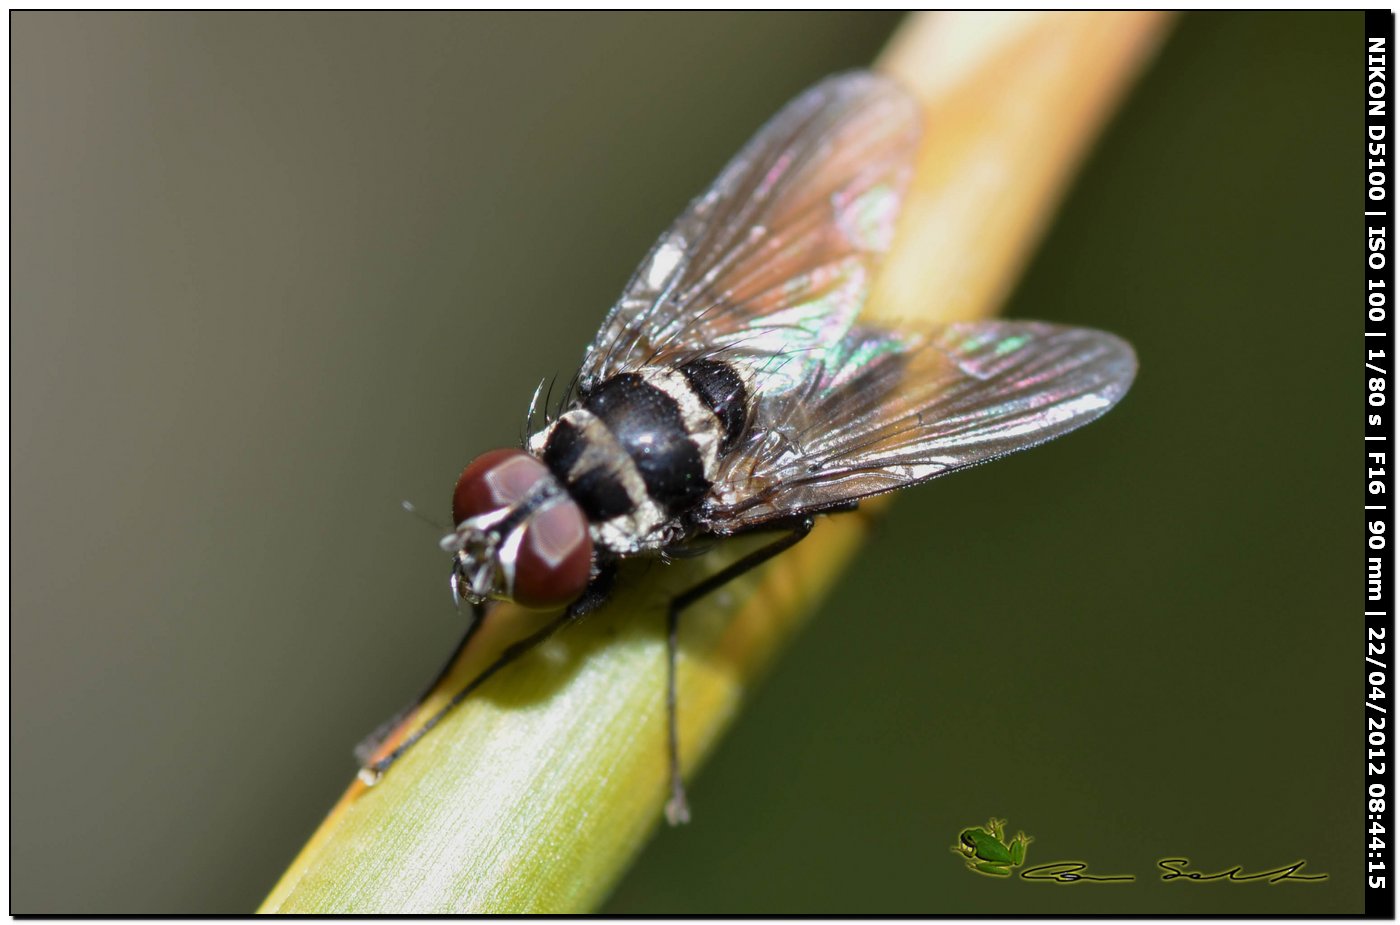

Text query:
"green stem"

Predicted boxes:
[[260, 11, 1168, 914]]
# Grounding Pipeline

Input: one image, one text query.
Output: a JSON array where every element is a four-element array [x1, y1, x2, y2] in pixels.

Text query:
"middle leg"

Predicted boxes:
[[662, 515, 816, 825]]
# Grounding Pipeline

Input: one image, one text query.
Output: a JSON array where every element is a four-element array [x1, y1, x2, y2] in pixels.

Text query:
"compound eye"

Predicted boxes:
[[451, 448, 594, 609], [510, 501, 593, 610], [452, 449, 550, 526]]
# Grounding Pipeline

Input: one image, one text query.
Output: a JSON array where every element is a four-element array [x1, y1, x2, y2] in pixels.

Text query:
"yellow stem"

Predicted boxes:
[[260, 11, 1169, 914]]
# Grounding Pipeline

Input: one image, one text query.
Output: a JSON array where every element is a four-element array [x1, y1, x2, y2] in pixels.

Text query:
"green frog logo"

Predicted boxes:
[[953, 817, 1033, 877]]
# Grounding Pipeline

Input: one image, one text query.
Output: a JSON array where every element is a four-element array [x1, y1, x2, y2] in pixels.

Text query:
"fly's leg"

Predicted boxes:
[[354, 599, 487, 765], [359, 561, 617, 784], [357, 611, 571, 784], [663, 515, 815, 825]]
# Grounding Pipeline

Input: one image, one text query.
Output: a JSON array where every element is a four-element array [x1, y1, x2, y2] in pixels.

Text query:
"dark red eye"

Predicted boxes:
[[512, 500, 592, 609], [453, 449, 549, 526], [452, 448, 593, 609]]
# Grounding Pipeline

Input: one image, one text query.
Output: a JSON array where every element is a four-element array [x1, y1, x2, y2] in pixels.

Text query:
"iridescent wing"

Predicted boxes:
[[577, 71, 920, 397], [699, 321, 1138, 532]]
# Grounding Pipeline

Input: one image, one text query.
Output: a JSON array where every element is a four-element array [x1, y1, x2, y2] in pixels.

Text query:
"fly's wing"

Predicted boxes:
[[577, 71, 920, 397], [700, 321, 1138, 531]]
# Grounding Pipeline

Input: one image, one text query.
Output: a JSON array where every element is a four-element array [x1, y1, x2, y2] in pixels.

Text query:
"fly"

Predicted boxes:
[[357, 71, 1138, 824]]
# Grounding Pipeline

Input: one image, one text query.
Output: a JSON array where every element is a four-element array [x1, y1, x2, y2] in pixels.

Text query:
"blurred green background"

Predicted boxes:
[[12, 11, 1359, 914]]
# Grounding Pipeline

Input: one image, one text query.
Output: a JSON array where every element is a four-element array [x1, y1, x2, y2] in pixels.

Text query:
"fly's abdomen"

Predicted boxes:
[[677, 359, 748, 453]]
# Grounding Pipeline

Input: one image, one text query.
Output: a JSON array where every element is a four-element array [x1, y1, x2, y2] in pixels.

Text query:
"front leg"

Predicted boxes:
[[354, 598, 487, 765], [360, 560, 617, 783]]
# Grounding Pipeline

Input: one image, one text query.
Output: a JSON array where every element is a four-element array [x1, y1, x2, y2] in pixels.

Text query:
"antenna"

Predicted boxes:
[[401, 499, 449, 533]]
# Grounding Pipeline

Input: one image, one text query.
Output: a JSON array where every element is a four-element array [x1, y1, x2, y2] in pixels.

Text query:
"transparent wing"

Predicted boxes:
[[578, 71, 921, 397], [700, 321, 1138, 531]]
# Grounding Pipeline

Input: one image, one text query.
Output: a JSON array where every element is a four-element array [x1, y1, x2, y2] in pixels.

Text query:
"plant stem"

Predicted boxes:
[[260, 11, 1169, 914]]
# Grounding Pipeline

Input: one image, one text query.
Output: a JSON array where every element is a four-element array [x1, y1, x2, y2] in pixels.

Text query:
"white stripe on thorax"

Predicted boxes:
[[551, 408, 669, 553]]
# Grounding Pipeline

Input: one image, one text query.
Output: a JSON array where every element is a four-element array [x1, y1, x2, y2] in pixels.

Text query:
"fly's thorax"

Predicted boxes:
[[530, 361, 752, 554], [445, 448, 593, 609]]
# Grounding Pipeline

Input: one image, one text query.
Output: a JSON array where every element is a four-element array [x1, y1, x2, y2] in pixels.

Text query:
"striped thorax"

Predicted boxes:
[[528, 360, 751, 555]]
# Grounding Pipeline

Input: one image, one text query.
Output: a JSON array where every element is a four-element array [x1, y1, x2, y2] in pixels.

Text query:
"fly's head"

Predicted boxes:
[[444, 448, 593, 610], [440, 506, 511, 606]]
